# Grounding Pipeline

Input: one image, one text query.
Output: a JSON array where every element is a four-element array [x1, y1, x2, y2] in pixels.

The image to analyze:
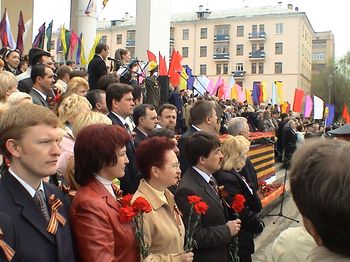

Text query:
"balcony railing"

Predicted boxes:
[[214, 34, 230, 41], [249, 50, 266, 60], [126, 40, 135, 46], [248, 32, 267, 40], [213, 53, 230, 60], [232, 70, 245, 78]]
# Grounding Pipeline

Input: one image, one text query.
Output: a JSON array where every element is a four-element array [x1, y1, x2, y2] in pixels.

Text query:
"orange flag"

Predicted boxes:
[[342, 103, 350, 124]]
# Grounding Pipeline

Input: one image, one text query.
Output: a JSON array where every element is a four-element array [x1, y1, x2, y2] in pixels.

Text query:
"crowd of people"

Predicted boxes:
[[0, 43, 349, 262]]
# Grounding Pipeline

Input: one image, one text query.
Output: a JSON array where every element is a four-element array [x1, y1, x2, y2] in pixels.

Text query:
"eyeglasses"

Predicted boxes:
[[168, 162, 181, 169]]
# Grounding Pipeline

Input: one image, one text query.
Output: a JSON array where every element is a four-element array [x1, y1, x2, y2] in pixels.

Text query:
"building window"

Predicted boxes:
[[216, 64, 222, 75], [258, 62, 264, 74], [275, 42, 283, 54], [182, 29, 189, 40], [312, 52, 326, 61], [200, 64, 207, 75], [214, 42, 229, 54], [259, 24, 265, 32], [251, 43, 257, 52], [200, 46, 207, 57], [223, 64, 228, 74], [101, 35, 108, 44], [236, 63, 244, 71], [251, 63, 257, 74], [312, 42, 326, 49], [182, 47, 189, 58], [116, 34, 122, 44], [259, 43, 264, 50], [275, 62, 283, 74], [236, 44, 244, 56], [200, 28, 207, 39], [237, 26, 244, 37], [252, 25, 257, 34], [276, 23, 283, 34], [214, 24, 230, 36]]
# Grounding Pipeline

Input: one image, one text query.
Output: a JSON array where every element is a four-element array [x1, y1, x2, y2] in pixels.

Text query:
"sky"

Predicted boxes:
[[34, 0, 348, 58]]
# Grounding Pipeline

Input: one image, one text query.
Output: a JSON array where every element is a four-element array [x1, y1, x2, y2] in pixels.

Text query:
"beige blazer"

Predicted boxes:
[[133, 179, 186, 262]]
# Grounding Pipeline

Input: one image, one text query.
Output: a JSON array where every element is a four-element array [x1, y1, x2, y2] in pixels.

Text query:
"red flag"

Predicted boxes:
[[258, 83, 263, 103], [293, 88, 304, 113], [147, 50, 157, 62], [0, 9, 8, 47], [342, 103, 350, 124], [158, 52, 167, 76], [16, 11, 25, 53], [168, 49, 182, 87], [217, 79, 226, 99], [69, 31, 79, 59]]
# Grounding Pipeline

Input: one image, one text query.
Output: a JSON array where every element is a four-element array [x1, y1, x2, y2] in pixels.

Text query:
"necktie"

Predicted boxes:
[[209, 176, 219, 195], [34, 190, 50, 222], [124, 123, 132, 135]]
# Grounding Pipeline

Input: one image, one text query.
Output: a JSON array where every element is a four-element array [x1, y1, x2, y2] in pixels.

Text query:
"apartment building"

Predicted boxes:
[[52, 4, 315, 104], [312, 31, 335, 74]]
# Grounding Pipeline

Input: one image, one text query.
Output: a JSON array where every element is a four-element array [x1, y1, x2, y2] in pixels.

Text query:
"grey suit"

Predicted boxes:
[[29, 89, 49, 108]]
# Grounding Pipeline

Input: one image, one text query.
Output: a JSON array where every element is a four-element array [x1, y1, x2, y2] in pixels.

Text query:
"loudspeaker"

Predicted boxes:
[[158, 76, 169, 105]]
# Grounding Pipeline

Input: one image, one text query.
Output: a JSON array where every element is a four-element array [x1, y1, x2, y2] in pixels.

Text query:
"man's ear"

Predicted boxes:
[[5, 139, 21, 158]]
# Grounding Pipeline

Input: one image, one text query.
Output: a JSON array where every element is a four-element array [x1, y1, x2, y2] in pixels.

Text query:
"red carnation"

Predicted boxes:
[[120, 193, 133, 207], [231, 194, 246, 213], [119, 206, 136, 223], [187, 195, 202, 204], [194, 201, 208, 215], [132, 197, 152, 213]]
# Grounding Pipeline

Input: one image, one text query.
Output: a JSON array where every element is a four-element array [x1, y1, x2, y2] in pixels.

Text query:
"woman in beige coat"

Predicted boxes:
[[134, 137, 193, 262]]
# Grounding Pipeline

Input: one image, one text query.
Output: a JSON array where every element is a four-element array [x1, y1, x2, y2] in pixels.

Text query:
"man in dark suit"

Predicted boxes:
[[29, 64, 55, 108], [178, 100, 219, 174], [106, 83, 138, 194], [0, 104, 75, 262], [88, 43, 109, 90], [132, 104, 158, 148], [0, 212, 22, 262], [175, 132, 241, 262]]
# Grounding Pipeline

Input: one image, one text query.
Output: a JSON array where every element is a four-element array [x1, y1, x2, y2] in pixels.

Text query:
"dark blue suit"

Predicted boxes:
[[0, 171, 75, 262], [178, 126, 198, 174], [88, 55, 107, 90]]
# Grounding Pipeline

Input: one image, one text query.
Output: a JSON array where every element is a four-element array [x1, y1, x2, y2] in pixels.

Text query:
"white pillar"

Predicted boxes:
[[135, 0, 170, 61], [70, 0, 97, 59]]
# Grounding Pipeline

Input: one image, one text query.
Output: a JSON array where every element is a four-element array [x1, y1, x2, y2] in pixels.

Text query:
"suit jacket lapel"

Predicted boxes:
[[191, 168, 224, 211], [3, 172, 55, 244], [88, 178, 120, 213]]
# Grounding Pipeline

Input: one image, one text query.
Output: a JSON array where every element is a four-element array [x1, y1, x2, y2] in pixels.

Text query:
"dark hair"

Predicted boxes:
[[148, 128, 175, 139], [74, 124, 129, 186], [190, 100, 215, 126], [132, 104, 155, 126], [86, 89, 106, 110], [132, 85, 142, 102], [290, 139, 350, 256], [70, 70, 88, 79], [97, 74, 118, 91], [31, 64, 48, 83], [56, 65, 71, 79], [158, 103, 177, 116], [296, 125, 303, 132], [66, 60, 75, 66], [106, 83, 133, 111], [185, 132, 221, 166], [136, 136, 175, 180], [95, 43, 108, 54]]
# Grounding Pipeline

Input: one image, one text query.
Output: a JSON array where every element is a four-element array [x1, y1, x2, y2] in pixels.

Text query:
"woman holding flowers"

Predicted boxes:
[[70, 124, 139, 262], [133, 137, 194, 262], [214, 135, 264, 262]]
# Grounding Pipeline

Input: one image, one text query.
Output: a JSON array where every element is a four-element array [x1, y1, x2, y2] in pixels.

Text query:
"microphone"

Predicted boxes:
[[263, 137, 276, 144], [107, 57, 120, 62]]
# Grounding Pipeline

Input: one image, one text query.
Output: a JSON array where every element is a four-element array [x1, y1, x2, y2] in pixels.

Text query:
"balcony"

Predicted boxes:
[[214, 34, 230, 42], [249, 50, 266, 60], [126, 40, 135, 47], [248, 32, 267, 41], [213, 52, 230, 60], [232, 70, 245, 79]]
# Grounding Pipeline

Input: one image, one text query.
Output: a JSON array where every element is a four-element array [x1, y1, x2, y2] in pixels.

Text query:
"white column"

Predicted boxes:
[[135, 0, 170, 61], [70, 0, 97, 58]]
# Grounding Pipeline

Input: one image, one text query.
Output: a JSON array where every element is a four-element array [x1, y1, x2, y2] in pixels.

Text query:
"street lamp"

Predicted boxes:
[[328, 66, 338, 104]]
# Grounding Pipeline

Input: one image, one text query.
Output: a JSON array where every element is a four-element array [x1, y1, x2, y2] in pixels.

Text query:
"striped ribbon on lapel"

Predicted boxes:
[[0, 228, 15, 261], [47, 195, 67, 235]]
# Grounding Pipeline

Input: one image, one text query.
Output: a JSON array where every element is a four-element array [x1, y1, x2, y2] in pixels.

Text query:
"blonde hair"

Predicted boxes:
[[0, 71, 17, 102], [58, 94, 92, 124], [67, 77, 89, 94], [222, 135, 250, 171], [72, 111, 112, 138], [7, 92, 32, 106]]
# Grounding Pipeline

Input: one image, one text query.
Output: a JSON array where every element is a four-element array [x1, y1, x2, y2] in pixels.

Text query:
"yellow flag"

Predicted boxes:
[[60, 25, 67, 55], [80, 34, 88, 66], [275, 81, 284, 104], [231, 84, 238, 99], [179, 67, 188, 91], [245, 88, 253, 105], [88, 34, 102, 62], [261, 81, 267, 102]]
